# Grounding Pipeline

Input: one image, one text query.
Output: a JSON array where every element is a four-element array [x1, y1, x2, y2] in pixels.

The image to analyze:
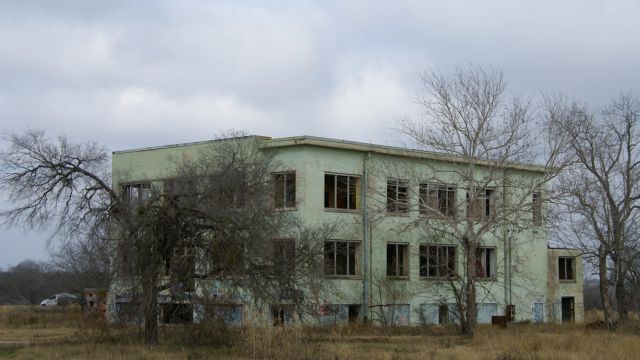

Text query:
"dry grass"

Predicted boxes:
[[1, 306, 640, 359]]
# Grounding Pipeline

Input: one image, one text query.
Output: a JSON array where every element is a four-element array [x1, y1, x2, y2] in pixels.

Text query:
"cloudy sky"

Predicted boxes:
[[1, 0, 639, 268]]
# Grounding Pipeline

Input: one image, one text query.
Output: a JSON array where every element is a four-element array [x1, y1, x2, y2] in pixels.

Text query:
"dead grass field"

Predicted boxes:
[[1, 306, 639, 360]]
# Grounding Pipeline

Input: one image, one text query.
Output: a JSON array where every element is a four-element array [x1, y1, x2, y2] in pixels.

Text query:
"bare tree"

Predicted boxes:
[[396, 66, 565, 336], [546, 94, 640, 329], [0, 129, 336, 344], [111, 134, 337, 342]]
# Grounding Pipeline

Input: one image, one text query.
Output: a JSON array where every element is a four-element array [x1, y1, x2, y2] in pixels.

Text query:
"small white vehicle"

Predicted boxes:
[[40, 293, 78, 307]]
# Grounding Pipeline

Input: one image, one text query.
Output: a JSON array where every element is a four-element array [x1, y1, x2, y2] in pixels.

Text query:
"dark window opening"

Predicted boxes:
[[387, 243, 409, 277], [559, 257, 575, 280], [476, 248, 496, 279], [324, 174, 361, 210], [348, 304, 361, 322], [439, 305, 449, 325], [271, 304, 295, 326], [420, 245, 456, 278], [122, 182, 152, 208], [274, 171, 296, 208], [466, 188, 495, 219], [419, 183, 456, 217], [324, 241, 358, 276], [387, 179, 409, 213], [273, 239, 296, 275], [161, 303, 193, 324]]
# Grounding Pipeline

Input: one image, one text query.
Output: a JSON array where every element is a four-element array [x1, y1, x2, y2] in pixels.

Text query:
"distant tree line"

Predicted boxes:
[[0, 258, 109, 305]]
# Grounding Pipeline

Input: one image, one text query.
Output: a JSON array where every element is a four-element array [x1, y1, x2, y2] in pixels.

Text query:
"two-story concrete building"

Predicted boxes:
[[109, 135, 583, 326]]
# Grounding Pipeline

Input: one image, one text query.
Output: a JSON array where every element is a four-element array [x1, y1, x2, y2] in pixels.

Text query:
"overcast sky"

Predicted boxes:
[[1, 0, 639, 268]]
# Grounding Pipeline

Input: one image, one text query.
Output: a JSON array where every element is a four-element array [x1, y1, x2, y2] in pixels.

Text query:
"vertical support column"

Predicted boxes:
[[362, 151, 371, 323]]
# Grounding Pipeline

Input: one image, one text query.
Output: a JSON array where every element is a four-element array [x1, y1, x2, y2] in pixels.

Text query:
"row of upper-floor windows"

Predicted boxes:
[[120, 171, 543, 224], [271, 171, 542, 223]]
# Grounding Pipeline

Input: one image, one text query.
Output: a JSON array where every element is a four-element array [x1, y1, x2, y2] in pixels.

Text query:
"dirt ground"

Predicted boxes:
[[1, 306, 639, 359]]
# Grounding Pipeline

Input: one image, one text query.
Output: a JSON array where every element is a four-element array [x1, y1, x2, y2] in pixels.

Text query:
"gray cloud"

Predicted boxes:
[[0, 0, 639, 266]]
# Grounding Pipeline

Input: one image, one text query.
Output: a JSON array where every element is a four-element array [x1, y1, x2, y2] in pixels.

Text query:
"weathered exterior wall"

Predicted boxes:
[[110, 136, 582, 326], [547, 248, 584, 323]]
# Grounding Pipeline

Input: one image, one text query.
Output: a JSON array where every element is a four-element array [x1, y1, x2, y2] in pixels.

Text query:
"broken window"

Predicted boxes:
[[419, 245, 456, 278], [419, 183, 456, 217], [476, 247, 496, 279], [209, 238, 245, 276], [164, 177, 198, 201], [532, 192, 542, 226], [387, 243, 409, 277], [324, 240, 359, 276], [324, 174, 361, 210], [271, 304, 295, 326], [166, 247, 196, 291], [161, 303, 193, 324], [439, 305, 450, 325], [122, 182, 152, 208], [466, 188, 496, 219], [387, 179, 409, 213], [559, 257, 575, 281], [273, 239, 296, 275], [274, 171, 296, 208]]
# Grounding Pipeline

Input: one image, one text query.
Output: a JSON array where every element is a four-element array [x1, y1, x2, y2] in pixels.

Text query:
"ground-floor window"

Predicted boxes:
[[161, 303, 193, 324]]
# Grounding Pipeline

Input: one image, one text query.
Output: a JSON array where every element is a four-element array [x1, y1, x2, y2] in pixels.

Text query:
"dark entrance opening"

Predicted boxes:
[[161, 303, 193, 324], [348, 304, 360, 322], [561, 297, 574, 323]]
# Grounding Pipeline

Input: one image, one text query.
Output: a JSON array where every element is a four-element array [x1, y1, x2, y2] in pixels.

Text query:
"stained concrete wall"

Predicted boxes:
[[110, 136, 579, 325]]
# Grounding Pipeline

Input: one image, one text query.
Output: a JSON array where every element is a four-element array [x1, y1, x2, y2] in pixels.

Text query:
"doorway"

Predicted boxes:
[[561, 297, 574, 323]]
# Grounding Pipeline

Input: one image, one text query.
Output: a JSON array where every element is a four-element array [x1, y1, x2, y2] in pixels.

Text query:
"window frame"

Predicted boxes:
[[273, 238, 296, 276], [419, 244, 457, 279], [386, 242, 410, 278], [476, 247, 497, 280], [386, 179, 410, 214], [466, 187, 496, 220], [324, 240, 360, 278], [419, 182, 457, 218], [324, 173, 361, 211], [558, 256, 576, 282], [273, 171, 296, 209], [121, 181, 152, 208]]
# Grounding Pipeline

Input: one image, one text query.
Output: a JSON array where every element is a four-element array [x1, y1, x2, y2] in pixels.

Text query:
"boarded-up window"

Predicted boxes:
[[274, 171, 296, 208]]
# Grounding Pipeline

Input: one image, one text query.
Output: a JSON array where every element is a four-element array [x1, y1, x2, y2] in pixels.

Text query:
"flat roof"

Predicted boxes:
[[114, 135, 548, 173]]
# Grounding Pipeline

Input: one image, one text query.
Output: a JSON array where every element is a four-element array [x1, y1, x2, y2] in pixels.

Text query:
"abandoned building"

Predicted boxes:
[[108, 135, 584, 326]]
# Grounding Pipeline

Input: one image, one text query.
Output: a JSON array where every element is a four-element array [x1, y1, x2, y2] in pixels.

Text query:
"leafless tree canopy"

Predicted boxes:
[[0, 129, 116, 240], [547, 94, 640, 329], [394, 66, 565, 335]]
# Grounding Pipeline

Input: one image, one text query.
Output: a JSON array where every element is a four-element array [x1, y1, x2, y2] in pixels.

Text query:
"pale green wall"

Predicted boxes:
[[111, 138, 583, 325]]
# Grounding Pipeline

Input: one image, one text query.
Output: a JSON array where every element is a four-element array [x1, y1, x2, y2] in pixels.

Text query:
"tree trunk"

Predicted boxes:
[[143, 271, 159, 345], [463, 240, 477, 336], [598, 250, 615, 330], [612, 250, 630, 322]]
